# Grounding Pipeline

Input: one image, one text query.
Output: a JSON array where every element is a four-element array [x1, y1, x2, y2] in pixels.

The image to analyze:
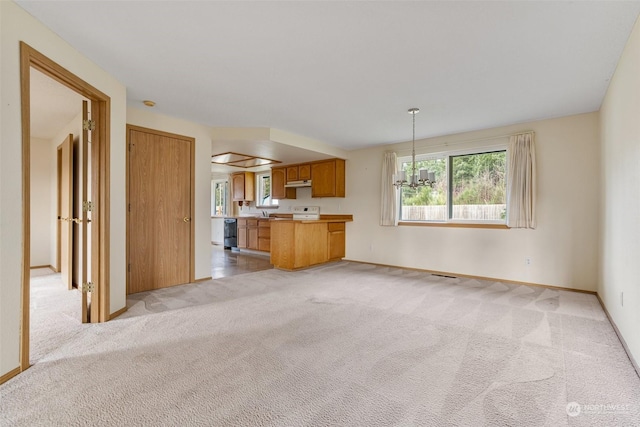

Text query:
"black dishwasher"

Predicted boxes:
[[223, 218, 237, 250]]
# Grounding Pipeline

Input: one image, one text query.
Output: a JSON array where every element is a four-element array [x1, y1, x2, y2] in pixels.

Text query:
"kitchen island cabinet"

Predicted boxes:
[[270, 218, 351, 270]]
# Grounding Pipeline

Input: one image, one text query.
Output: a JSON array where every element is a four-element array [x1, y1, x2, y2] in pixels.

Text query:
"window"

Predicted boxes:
[[399, 149, 506, 223], [211, 179, 228, 216], [256, 171, 278, 207]]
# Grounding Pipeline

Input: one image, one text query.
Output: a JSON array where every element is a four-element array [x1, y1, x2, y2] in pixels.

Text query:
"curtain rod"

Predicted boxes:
[[394, 130, 535, 154]]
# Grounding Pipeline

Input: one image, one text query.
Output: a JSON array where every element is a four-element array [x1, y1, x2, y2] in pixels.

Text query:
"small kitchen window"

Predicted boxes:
[[256, 171, 278, 207], [211, 179, 228, 216]]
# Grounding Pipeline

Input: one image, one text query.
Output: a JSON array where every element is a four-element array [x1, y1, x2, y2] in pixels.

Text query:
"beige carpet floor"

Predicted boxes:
[[1, 262, 639, 426]]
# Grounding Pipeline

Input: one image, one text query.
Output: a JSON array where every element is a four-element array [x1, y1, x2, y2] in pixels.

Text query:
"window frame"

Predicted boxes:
[[255, 171, 278, 208], [397, 143, 508, 226], [211, 179, 228, 217]]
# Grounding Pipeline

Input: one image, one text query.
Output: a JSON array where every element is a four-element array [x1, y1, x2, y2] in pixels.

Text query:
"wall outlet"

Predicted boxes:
[[621, 291, 624, 307], [525, 257, 532, 266]]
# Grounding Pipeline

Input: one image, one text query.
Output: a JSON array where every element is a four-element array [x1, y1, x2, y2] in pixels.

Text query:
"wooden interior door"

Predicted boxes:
[[128, 126, 193, 294], [79, 101, 90, 323], [57, 134, 73, 290]]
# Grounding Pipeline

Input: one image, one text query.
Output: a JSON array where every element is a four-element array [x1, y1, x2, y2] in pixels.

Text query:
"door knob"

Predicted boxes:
[[183, 217, 191, 223]]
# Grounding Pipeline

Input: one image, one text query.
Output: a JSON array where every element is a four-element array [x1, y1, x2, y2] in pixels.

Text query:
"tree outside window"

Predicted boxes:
[[256, 172, 277, 207], [400, 150, 506, 222]]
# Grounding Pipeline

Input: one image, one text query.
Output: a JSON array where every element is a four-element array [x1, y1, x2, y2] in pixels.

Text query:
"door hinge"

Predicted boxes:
[[128, 264, 131, 272], [128, 203, 131, 212], [82, 282, 95, 293], [83, 201, 94, 212], [83, 119, 96, 131]]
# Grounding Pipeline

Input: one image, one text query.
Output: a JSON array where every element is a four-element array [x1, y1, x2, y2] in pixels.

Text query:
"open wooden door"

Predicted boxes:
[[79, 101, 91, 323], [57, 134, 73, 290]]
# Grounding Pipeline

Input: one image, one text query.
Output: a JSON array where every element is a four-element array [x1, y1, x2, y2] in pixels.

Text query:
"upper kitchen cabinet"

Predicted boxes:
[[286, 164, 311, 183], [231, 171, 255, 201], [312, 159, 345, 198], [272, 167, 296, 200]]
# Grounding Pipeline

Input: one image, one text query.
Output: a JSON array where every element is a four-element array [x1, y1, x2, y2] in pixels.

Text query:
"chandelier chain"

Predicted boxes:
[[394, 108, 435, 189]]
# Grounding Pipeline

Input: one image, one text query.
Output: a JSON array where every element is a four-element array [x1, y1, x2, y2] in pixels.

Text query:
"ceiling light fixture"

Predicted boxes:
[[211, 151, 281, 168], [394, 108, 435, 189], [143, 100, 156, 107]]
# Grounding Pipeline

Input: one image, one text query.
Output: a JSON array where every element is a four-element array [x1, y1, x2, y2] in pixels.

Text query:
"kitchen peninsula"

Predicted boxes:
[[270, 214, 352, 270]]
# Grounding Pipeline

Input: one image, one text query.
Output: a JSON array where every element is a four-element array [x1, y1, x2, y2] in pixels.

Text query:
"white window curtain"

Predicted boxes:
[[507, 132, 536, 228], [380, 151, 398, 226]]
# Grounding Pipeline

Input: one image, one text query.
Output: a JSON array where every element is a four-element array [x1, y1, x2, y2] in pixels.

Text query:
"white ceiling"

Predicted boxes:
[[17, 1, 640, 150]]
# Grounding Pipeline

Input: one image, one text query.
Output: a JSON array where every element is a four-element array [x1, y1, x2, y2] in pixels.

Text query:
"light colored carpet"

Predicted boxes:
[[2, 262, 639, 426]]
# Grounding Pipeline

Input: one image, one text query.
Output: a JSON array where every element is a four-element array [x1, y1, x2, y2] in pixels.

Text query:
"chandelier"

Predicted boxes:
[[394, 108, 435, 189]]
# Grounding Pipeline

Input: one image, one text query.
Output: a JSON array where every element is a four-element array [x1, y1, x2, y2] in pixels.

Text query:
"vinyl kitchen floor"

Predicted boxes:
[[211, 244, 273, 279]]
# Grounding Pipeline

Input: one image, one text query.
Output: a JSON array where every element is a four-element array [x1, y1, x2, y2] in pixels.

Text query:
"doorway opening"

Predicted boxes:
[[20, 42, 111, 372]]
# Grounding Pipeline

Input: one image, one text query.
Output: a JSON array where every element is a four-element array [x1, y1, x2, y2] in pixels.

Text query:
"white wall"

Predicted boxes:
[[126, 107, 212, 280], [0, 1, 127, 377], [342, 112, 601, 292], [600, 17, 640, 365], [30, 138, 53, 266], [211, 218, 225, 245]]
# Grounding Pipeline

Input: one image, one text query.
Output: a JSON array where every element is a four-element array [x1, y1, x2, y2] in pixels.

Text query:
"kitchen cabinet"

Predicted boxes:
[[258, 219, 271, 252], [271, 167, 296, 200], [311, 159, 345, 198], [231, 171, 255, 201], [237, 218, 248, 249], [270, 219, 349, 270], [274, 158, 344, 199], [247, 219, 259, 250], [287, 164, 311, 182], [327, 222, 346, 260], [236, 217, 270, 252]]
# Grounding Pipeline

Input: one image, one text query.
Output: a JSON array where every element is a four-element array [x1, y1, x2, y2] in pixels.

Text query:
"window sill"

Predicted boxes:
[[398, 221, 509, 229]]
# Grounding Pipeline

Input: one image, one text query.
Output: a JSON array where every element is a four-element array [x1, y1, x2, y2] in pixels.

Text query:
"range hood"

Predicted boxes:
[[284, 180, 312, 188]]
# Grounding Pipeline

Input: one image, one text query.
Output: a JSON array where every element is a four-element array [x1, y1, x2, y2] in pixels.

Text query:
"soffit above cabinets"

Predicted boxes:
[[211, 151, 281, 169]]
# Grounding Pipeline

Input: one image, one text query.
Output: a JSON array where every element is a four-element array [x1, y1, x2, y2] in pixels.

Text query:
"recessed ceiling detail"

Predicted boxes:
[[211, 152, 281, 169]]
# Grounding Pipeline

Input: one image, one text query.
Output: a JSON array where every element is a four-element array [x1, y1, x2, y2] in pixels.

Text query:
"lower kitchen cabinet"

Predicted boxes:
[[258, 220, 271, 252], [270, 220, 348, 270], [247, 219, 259, 250], [327, 222, 345, 260], [237, 218, 247, 249], [236, 218, 270, 252]]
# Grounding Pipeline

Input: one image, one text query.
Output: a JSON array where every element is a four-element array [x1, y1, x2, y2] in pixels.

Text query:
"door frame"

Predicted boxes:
[[20, 42, 111, 371], [125, 124, 196, 294]]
